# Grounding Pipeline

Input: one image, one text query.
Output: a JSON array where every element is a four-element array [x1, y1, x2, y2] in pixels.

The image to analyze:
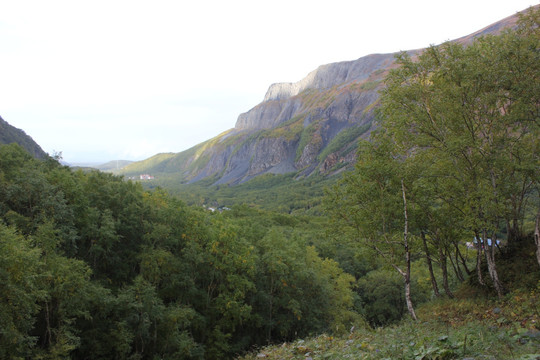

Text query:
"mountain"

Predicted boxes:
[[93, 160, 134, 171], [120, 8, 526, 185], [120, 53, 394, 184], [0, 116, 48, 159]]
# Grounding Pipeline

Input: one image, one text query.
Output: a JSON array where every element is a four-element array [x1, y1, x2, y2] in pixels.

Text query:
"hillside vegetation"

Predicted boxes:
[[0, 143, 367, 359], [241, 6, 540, 359], [0, 6, 538, 360], [0, 115, 48, 159], [241, 287, 540, 360]]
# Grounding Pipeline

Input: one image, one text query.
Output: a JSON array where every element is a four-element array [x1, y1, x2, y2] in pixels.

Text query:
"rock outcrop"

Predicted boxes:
[[262, 53, 395, 102]]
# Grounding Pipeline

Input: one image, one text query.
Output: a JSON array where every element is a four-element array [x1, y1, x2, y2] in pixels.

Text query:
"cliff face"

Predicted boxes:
[[235, 98, 303, 130], [120, 9, 526, 185], [262, 53, 396, 102], [235, 53, 396, 131], [122, 62, 385, 184]]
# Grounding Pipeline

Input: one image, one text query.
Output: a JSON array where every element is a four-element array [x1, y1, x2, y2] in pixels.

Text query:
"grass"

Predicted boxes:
[[239, 285, 540, 359]]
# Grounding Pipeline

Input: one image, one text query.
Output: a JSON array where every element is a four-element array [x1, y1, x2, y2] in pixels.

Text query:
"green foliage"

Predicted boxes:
[[375, 19, 540, 297], [0, 143, 361, 359], [241, 288, 540, 359], [357, 270, 406, 326], [317, 123, 371, 162], [0, 223, 44, 358], [379, 19, 539, 241], [326, 4, 540, 329], [157, 172, 337, 215], [116, 151, 176, 176], [359, 80, 381, 91], [119, 129, 241, 178], [357, 267, 431, 327], [1, 9, 537, 359], [259, 115, 305, 141], [295, 121, 322, 162], [298, 87, 337, 109]]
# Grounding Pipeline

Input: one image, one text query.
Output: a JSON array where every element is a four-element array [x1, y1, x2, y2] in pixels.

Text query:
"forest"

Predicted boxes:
[[0, 7, 538, 360]]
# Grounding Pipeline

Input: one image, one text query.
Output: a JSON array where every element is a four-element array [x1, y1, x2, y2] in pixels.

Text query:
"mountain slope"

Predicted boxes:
[[120, 8, 528, 185], [0, 116, 48, 159], [120, 57, 394, 184], [93, 160, 134, 171]]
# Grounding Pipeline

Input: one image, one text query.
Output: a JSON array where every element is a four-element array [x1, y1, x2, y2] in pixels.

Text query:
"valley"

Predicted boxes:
[[0, 5, 538, 360]]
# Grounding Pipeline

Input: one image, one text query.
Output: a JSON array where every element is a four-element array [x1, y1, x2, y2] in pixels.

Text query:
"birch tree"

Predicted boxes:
[[326, 138, 419, 320], [378, 8, 539, 296]]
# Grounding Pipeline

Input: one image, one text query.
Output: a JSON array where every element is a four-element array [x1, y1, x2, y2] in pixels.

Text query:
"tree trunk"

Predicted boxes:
[[506, 218, 521, 246], [401, 180, 417, 320], [421, 231, 440, 297], [474, 231, 485, 286], [454, 241, 472, 275], [404, 273, 417, 320], [438, 246, 454, 298], [267, 277, 275, 343], [535, 210, 540, 269], [44, 300, 52, 347], [447, 246, 465, 282], [483, 229, 504, 298]]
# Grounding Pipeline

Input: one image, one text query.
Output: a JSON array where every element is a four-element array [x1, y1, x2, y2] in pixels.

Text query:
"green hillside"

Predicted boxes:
[[0, 7, 538, 360]]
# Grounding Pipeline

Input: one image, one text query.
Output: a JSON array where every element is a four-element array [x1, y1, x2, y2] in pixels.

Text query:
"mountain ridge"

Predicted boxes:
[[0, 116, 48, 159], [119, 6, 534, 185], [260, 53, 396, 103]]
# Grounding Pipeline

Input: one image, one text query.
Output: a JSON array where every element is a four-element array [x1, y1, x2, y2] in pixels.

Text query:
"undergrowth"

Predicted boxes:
[[239, 284, 540, 360]]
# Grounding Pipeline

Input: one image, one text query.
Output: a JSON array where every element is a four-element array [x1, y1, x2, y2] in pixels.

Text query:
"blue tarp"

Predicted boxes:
[[473, 237, 501, 246]]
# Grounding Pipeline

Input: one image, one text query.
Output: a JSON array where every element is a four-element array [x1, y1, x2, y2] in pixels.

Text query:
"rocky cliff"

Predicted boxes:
[[261, 53, 396, 103], [119, 9, 528, 185], [121, 65, 386, 185]]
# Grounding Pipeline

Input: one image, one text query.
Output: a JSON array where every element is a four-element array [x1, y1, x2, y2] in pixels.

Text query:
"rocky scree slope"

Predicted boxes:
[[120, 9, 523, 185]]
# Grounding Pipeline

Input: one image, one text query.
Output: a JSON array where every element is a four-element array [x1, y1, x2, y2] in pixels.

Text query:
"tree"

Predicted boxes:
[[31, 222, 98, 359], [377, 11, 539, 296], [0, 223, 44, 358], [326, 138, 419, 320]]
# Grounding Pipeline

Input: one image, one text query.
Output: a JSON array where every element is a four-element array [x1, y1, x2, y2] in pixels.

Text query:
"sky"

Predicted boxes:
[[0, 0, 537, 164]]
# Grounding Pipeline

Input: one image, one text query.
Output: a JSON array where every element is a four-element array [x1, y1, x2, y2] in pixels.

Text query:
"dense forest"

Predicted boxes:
[[0, 7, 539, 360], [0, 143, 368, 359]]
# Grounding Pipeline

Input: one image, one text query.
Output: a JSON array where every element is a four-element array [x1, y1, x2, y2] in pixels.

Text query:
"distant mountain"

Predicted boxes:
[[120, 7, 528, 185], [93, 160, 134, 171], [0, 116, 48, 159]]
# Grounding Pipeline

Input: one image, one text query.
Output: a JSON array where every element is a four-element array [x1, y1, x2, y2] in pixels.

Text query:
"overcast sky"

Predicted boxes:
[[0, 0, 536, 164]]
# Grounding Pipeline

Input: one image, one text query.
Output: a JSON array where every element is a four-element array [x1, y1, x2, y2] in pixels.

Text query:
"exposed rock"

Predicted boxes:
[[235, 98, 303, 130], [247, 137, 296, 177], [319, 150, 357, 174], [296, 140, 321, 170], [319, 153, 339, 173], [263, 53, 396, 102]]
